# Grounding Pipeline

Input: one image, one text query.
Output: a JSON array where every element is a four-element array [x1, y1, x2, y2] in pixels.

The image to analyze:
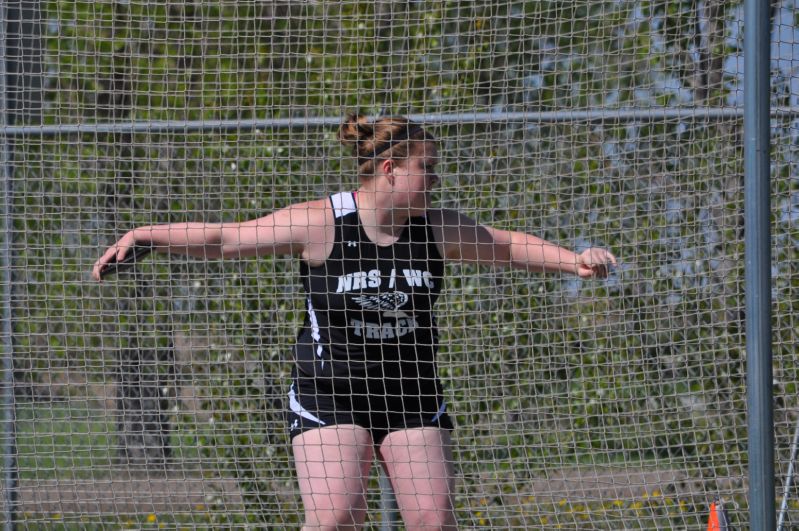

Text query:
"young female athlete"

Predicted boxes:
[[92, 114, 617, 531]]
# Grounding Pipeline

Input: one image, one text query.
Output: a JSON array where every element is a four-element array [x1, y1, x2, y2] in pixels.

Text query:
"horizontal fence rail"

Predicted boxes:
[[2, 107, 799, 137]]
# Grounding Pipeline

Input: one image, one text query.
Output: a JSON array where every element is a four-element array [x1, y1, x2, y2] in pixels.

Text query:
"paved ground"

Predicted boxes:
[[1, 467, 742, 517], [2, 475, 244, 516], [520, 467, 693, 501]]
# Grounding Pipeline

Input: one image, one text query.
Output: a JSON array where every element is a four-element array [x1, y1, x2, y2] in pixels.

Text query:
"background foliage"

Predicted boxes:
[[6, 0, 799, 527]]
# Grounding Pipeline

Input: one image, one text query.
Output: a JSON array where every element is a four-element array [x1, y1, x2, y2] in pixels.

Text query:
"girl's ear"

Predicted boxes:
[[380, 159, 396, 184]]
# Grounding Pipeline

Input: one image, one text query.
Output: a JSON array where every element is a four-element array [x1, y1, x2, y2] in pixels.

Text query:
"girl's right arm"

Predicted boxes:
[[92, 199, 329, 280]]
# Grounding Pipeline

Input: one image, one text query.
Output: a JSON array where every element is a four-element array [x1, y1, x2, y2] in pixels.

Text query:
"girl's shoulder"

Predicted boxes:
[[425, 208, 477, 228], [283, 196, 334, 226]]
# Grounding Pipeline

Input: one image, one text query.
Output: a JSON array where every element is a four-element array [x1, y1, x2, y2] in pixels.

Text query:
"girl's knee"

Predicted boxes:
[[401, 507, 457, 531], [302, 506, 367, 531]]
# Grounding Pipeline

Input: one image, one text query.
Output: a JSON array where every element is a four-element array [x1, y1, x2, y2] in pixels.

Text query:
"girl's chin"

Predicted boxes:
[[396, 193, 432, 216], [408, 202, 430, 216], [417, 194, 434, 210]]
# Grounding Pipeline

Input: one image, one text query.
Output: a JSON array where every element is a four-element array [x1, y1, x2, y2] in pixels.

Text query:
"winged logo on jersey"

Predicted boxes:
[[352, 291, 410, 318]]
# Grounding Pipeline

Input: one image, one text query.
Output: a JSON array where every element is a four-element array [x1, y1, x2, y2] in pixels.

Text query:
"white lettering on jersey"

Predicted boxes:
[[402, 269, 435, 289], [350, 317, 419, 339], [336, 269, 434, 293], [336, 269, 381, 293]]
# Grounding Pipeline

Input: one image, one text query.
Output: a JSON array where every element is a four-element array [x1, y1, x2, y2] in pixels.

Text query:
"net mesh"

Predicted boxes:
[[2, 0, 798, 528]]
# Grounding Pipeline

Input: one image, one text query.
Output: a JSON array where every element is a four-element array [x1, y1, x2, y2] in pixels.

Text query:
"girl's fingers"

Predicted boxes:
[[578, 248, 617, 278], [92, 244, 130, 281]]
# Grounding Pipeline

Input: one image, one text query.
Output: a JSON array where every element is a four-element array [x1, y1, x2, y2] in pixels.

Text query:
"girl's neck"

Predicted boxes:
[[355, 187, 410, 243]]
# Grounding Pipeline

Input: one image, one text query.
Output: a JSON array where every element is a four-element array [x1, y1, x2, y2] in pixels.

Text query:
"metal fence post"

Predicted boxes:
[[744, 0, 775, 527], [378, 469, 399, 531], [0, 1, 18, 528]]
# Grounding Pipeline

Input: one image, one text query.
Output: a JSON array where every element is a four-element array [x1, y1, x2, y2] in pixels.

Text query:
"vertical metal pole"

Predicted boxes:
[[776, 415, 799, 531], [0, 1, 16, 528], [744, 0, 774, 528], [0, 150, 14, 531], [378, 470, 399, 531]]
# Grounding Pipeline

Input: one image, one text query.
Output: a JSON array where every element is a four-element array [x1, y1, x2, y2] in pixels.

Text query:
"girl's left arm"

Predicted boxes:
[[429, 209, 616, 278]]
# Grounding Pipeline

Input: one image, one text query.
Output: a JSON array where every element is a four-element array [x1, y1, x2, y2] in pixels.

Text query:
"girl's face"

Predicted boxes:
[[389, 141, 440, 215]]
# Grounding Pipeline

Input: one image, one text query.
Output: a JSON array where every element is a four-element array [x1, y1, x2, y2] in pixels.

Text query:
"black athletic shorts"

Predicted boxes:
[[286, 368, 454, 444]]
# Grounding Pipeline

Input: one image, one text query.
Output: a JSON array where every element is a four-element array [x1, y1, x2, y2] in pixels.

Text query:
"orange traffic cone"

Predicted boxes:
[[707, 500, 730, 531]]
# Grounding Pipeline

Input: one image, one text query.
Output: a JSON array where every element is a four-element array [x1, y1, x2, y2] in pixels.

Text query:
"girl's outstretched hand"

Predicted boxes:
[[575, 247, 617, 279], [92, 231, 139, 281]]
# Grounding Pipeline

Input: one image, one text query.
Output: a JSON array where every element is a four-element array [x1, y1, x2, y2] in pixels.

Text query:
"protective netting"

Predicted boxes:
[[2, 0, 798, 528]]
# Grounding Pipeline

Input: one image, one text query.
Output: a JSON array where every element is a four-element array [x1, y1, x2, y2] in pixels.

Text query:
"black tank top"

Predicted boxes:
[[294, 191, 445, 394]]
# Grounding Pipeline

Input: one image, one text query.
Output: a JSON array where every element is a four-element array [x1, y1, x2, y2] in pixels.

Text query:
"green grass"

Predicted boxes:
[[15, 401, 118, 481], [14, 400, 207, 481]]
